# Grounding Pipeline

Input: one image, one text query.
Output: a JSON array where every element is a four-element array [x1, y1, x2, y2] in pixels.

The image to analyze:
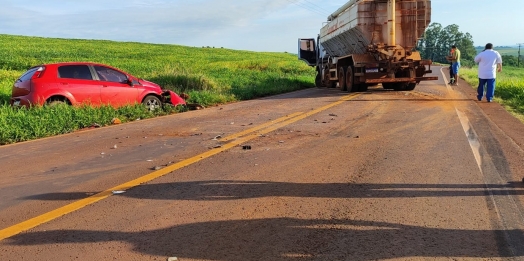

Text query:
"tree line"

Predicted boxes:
[[416, 23, 523, 67]]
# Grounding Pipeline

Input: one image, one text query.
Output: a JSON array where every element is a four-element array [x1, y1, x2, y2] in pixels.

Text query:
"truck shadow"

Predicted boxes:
[[17, 181, 524, 258], [7, 217, 522, 259], [25, 180, 524, 201]]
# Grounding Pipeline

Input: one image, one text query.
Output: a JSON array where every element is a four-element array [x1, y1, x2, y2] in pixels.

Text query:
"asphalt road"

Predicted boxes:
[[1, 67, 524, 261]]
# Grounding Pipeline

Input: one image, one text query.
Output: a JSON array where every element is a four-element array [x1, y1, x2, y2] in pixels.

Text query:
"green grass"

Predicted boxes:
[[0, 34, 315, 144], [474, 47, 521, 56], [460, 66, 524, 121]]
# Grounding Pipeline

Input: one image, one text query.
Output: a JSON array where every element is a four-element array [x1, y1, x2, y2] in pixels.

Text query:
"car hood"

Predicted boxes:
[[139, 79, 162, 91]]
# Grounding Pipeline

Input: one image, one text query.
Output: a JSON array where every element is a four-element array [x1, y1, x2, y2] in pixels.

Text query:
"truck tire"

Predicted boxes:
[[393, 83, 406, 91], [399, 69, 417, 91], [404, 82, 417, 91], [315, 71, 323, 87], [382, 83, 395, 90], [338, 67, 347, 91], [356, 84, 368, 92], [345, 66, 354, 92]]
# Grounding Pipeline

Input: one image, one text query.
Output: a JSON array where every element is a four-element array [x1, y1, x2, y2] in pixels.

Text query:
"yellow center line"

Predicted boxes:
[[0, 93, 360, 241]]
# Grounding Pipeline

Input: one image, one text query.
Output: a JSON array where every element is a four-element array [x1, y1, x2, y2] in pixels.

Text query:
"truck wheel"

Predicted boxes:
[[357, 84, 368, 92], [393, 83, 406, 91], [404, 68, 416, 91], [338, 67, 347, 91], [345, 66, 354, 92], [315, 71, 323, 87], [323, 66, 334, 88], [382, 83, 395, 90], [404, 83, 417, 91], [315, 67, 323, 87]]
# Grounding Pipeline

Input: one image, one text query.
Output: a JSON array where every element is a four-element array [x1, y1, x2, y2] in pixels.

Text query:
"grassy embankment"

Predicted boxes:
[[0, 35, 315, 144], [460, 66, 524, 121]]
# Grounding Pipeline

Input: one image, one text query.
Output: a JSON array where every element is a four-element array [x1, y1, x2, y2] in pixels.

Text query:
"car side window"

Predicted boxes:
[[94, 66, 127, 83], [58, 65, 93, 80]]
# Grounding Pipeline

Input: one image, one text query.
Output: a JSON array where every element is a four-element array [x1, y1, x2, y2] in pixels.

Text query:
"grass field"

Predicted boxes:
[[0, 34, 315, 144], [474, 47, 521, 56], [460, 66, 524, 121]]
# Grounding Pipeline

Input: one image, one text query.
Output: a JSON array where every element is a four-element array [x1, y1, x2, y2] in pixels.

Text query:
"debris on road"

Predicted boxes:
[[111, 118, 122, 125], [111, 145, 117, 149], [212, 135, 222, 140], [112, 190, 126, 195], [242, 145, 252, 150], [151, 166, 163, 171]]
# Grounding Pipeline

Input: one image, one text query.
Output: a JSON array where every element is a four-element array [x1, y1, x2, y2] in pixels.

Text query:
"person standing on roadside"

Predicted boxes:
[[446, 48, 456, 84], [474, 43, 502, 102], [449, 45, 461, 85]]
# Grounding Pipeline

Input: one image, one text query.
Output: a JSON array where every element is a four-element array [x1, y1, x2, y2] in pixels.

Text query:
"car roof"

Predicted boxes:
[[42, 62, 110, 67], [29, 62, 124, 72]]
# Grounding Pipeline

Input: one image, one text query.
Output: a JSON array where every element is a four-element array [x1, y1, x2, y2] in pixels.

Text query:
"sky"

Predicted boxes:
[[1, 0, 522, 53]]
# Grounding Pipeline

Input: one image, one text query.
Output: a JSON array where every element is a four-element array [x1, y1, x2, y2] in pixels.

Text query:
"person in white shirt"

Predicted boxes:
[[474, 43, 503, 102]]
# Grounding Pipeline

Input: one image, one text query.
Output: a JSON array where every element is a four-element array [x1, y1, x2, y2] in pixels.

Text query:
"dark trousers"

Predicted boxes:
[[477, 78, 496, 101]]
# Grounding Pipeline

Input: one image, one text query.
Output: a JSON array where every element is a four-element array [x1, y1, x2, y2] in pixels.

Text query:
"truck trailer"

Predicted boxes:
[[299, 0, 437, 92]]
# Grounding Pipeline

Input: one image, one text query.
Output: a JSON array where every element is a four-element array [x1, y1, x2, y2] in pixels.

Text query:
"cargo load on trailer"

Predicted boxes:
[[299, 0, 437, 92]]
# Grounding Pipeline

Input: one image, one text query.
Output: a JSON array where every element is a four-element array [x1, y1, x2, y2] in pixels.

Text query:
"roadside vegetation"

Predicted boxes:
[[417, 23, 524, 122], [0, 34, 314, 145], [460, 66, 524, 121]]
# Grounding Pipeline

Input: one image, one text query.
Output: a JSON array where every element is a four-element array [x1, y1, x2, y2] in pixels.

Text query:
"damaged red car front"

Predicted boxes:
[[10, 62, 186, 110]]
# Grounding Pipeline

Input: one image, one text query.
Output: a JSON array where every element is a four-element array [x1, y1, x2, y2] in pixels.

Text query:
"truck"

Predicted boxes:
[[298, 0, 437, 92]]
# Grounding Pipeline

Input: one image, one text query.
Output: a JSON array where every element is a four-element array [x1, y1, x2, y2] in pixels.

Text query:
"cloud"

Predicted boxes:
[[1, 0, 306, 51]]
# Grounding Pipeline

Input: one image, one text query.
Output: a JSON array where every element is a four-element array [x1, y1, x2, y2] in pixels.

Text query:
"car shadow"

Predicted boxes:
[[7, 217, 522, 259]]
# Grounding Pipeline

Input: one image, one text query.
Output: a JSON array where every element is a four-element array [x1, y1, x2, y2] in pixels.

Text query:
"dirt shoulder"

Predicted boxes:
[[455, 78, 524, 149]]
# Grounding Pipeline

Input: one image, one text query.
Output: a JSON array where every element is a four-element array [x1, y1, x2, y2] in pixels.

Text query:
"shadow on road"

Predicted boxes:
[[24, 180, 524, 201], [6, 218, 522, 260], [17, 181, 524, 259]]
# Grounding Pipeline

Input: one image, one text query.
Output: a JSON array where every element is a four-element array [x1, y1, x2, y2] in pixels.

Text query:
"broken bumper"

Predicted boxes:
[[162, 90, 186, 106]]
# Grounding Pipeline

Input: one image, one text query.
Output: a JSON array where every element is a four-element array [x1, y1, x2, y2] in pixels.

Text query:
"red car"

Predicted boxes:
[[10, 62, 186, 110]]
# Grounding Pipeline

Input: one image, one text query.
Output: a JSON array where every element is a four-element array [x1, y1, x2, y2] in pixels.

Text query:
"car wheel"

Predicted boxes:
[[46, 97, 70, 106], [142, 95, 162, 111]]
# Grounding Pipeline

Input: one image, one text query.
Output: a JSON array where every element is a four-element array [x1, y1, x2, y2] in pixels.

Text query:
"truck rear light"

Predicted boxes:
[[31, 66, 45, 79]]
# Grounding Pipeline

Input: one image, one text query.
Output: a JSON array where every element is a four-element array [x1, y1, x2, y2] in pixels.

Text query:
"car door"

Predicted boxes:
[[94, 65, 139, 107], [298, 38, 317, 66], [57, 64, 101, 105]]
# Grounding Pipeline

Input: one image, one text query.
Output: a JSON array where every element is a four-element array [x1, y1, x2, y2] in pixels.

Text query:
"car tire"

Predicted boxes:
[[142, 95, 162, 111], [46, 97, 70, 106]]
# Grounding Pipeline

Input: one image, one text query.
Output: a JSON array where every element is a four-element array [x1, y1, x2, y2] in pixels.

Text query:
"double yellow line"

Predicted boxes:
[[0, 93, 359, 241]]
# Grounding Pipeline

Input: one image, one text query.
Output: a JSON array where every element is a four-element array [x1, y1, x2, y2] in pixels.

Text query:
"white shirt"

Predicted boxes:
[[474, 49, 502, 79]]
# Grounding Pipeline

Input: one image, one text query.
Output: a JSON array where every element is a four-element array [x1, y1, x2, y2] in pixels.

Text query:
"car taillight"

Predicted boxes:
[[31, 66, 45, 79]]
